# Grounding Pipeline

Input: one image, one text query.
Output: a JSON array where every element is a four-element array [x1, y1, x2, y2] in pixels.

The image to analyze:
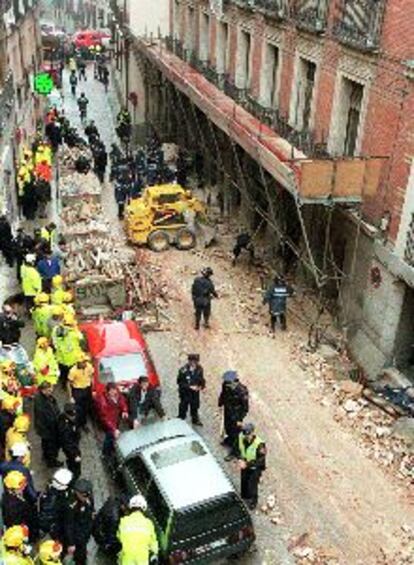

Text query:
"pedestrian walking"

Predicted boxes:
[[263, 276, 294, 333], [64, 478, 95, 565], [177, 354, 205, 426], [58, 403, 81, 479], [128, 375, 165, 428], [95, 383, 129, 457], [102, 65, 109, 92], [117, 495, 159, 565], [33, 382, 61, 468], [219, 371, 249, 460], [69, 70, 78, 97], [78, 59, 87, 81], [2, 470, 38, 540], [93, 142, 108, 184], [232, 232, 254, 266], [2, 525, 34, 564], [67, 354, 93, 430], [38, 468, 73, 541], [114, 177, 129, 219], [77, 93, 89, 123], [0, 214, 15, 267], [238, 423, 266, 509], [92, 495, 128, 555], [191, 267, 218, 330], [0, 302, 25, 344]]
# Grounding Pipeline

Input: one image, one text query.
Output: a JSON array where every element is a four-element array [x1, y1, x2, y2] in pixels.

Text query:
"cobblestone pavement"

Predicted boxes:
[[19, 63, 413, 565]]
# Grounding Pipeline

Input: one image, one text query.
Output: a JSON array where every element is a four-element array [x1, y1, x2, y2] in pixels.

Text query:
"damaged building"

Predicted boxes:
[[110, 0, 414, 381]]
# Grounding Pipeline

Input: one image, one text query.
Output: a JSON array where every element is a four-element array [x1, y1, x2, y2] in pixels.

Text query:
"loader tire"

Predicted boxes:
[[176, 227, 196, 250], [147, 230, 170, 252]]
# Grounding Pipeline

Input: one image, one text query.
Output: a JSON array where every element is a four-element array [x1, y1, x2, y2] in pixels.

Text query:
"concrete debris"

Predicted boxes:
[[338, 380, 364, 398], [391, 417, 414, 447], [342, 399, 362, 414]]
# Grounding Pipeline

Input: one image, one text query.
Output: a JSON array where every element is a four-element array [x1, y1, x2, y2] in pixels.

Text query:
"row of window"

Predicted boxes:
[[173, 3, 366, 157]]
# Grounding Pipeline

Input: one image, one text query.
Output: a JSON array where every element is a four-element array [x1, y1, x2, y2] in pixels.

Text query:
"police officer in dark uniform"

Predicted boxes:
[[58, 403, 81, 480], [177, 354, 205, 426], [191, 267, 218, 330], [218, 371, 249, 460], [263, 276, 294, 333], [64, 478, 95, 565], [238, 423, 266, 510]]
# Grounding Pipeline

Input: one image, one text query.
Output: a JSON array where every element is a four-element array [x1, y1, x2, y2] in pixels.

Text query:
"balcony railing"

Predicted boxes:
[[332, 0, 384, 52], [163, 38, 329, 158], [0, 73, 14, 139]]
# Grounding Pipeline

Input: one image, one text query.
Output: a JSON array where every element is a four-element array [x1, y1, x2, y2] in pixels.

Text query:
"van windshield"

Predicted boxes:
[[172, 494, 247, 540]]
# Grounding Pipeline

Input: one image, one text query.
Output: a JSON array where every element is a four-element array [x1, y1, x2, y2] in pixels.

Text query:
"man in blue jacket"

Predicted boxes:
[[263, 276, 294, 333], [37, 248, 61, 293]]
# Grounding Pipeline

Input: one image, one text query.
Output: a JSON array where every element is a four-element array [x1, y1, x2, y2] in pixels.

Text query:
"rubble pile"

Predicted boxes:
[[60, 171, 101, 202], [60, 144, 92, 176], [58, 172, 168, 324], [291, 343, 414, 482]]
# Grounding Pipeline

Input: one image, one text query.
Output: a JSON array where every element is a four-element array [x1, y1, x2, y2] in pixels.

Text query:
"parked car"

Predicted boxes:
[[80, 319, 160, 402], [114, 419, 255, 563]]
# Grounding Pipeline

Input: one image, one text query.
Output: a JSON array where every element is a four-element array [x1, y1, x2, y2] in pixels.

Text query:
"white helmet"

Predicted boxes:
[[129, 494, 147, 511], [52, 468, 73, 490], [10, 442, 28, 457], [25, 254, 36, 264]]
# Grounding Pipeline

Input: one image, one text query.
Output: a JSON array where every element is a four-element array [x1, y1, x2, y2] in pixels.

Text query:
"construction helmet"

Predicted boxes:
[[14, 413, 30, 432], [4, 470, 27, 490], [1, 359, 15, 372], [34, 292, 50, 305], [37, 336, 49, 348], [25, 253, 36, 264], [1, 395, 21, 412], [129, 494, 148, 511], [52, 305, 64, 317], [52, 468, 73, 491], [10, 442, 29, 458], [63, 313, 76, 326], [3, 525, 29, 548], [52, 275, 63, 288], [39, 539, 63, 562], [62, 291, 74, 303]]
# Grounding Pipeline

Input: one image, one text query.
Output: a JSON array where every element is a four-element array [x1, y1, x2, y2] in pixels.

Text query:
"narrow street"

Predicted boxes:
[[27, 63, 412, 564]]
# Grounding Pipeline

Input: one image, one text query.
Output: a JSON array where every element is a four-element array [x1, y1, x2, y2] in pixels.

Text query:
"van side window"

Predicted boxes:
[[126, 456, 152, 495], [146, 480, 170, 531]]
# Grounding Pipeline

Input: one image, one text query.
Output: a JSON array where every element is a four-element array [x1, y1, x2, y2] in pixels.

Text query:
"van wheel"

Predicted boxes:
[[176, 227, 196, 250], [147, 230, 170, 252]]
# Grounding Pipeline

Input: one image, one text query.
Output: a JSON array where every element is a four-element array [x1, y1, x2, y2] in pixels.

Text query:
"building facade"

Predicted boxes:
[[115, 0, 414, 380], [0, 0, 42, 221]]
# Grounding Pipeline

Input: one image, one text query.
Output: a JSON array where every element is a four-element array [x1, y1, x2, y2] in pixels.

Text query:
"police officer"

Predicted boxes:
[[33, 382, 61, 468], [64, 478, 95, 565], [38, 468, 73, 541], [218, 371, 249, 460], [238, 423, 266, 509], [263, 276, 294, 333], [191, 267, 218, 330], [117, 495, 158, 565], [58, 403, 81, 479], [177, 354, 205, 426], [92, 495, 128, 555]]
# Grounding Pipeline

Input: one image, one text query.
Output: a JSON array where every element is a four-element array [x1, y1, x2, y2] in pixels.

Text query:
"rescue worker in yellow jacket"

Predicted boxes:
[[51, 313, 83, 386], [117, 495, 159, 565], [5, 413, 31, 466], [33, 337, 60, 386], [1, 525, 34, 565], [40, 222, 57, 246], [21, 254, 42, 310], [35, 143, 52, 166], [36, 540, 63, 565], [238, 422, 266, 509], [51, 275, 65, 304], [61, 291, 76, 318], [31, 293, 53, 337]]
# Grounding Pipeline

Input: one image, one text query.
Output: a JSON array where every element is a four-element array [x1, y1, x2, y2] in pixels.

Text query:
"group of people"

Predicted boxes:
[[68, 48, 110, 96]]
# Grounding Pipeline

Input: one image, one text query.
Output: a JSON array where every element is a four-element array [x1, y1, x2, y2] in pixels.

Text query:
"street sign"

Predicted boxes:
[[34, 72, 54, 95]]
